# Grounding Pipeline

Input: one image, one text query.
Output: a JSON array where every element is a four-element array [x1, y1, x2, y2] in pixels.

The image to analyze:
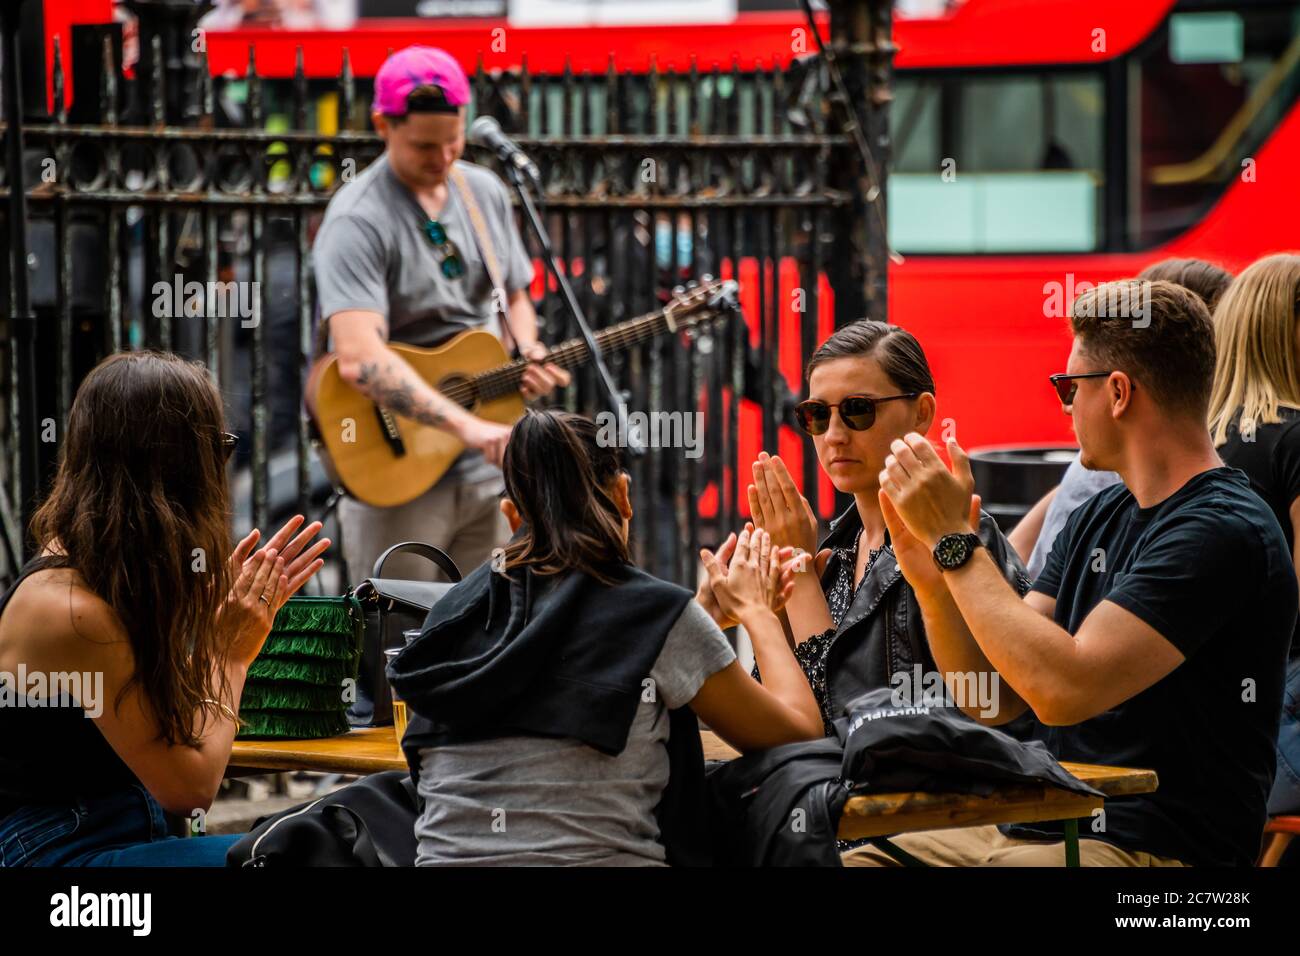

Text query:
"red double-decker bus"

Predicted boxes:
[[43, 0, 1300, 461]]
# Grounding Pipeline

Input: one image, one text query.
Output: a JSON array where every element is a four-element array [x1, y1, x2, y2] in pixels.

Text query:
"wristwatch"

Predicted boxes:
[[932, 532, 983, 572]]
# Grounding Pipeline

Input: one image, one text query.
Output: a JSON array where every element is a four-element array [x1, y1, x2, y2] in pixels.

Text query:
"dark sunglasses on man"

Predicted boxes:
[[423, 219, 465, 280], [794, 393, 919, 436], [1048, 371, 1115, 406]]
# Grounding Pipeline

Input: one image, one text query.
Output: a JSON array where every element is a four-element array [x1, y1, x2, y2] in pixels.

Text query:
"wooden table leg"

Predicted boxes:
[[1063, 818, 1080, 867]]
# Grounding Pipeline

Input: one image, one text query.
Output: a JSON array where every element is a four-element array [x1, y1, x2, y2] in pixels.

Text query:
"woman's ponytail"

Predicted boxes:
[[500, 409, 631, 583]]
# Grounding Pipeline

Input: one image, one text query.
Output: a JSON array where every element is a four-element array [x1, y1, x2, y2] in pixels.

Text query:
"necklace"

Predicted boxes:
[[853, 528, 885, 589]]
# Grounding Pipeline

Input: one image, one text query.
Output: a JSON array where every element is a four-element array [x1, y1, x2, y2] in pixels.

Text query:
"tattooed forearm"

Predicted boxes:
[[354, 357, 454, 430]]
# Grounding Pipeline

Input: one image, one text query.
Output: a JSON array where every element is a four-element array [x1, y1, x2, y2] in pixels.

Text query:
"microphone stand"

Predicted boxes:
[[503, 162, 646, 458]]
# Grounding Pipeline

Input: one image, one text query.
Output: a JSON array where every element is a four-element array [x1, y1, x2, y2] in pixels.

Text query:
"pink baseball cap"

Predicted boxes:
[[373, 46, 470, 116]]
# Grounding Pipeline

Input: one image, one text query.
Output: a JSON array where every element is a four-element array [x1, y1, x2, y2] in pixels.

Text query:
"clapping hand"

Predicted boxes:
[[697, 526, 801, 629], [238, 514, 330, 610], [747, 452, 819, 555], [221, 515, 331, 666], [878, 435, 978, 549]]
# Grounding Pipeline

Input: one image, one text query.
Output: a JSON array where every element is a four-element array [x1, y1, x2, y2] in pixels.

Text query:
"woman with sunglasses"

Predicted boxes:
[[700, 321, 1030, 735], [0, 351, 329, 866]]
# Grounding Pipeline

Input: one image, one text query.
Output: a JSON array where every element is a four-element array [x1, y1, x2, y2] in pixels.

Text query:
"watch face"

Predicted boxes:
[[934, 533, 973, 570]]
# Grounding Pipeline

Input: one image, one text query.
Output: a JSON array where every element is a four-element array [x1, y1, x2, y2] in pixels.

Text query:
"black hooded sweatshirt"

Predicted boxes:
[[387, 559, 713, 865]]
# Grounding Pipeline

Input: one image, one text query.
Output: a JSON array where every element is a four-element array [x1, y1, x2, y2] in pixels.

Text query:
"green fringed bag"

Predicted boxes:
[[236, 593, 364, 740]]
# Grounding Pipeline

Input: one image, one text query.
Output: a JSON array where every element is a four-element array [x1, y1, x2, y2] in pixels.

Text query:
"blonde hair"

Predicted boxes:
[[1207, 253, 1300, 445]]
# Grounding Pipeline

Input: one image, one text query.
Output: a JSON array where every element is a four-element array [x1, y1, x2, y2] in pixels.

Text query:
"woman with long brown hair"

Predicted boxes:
[[0, 351, 328, 866]]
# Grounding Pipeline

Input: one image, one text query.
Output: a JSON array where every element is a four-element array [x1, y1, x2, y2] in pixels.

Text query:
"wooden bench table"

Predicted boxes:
[[227, 726, 737, 775], [229, 728, 1157, 866], [701, 730, 1157, 865], [228, 727, 405, 777]]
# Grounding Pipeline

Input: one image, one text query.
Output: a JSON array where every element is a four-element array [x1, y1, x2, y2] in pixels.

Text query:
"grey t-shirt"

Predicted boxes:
[[313, 154, 533, 481], [1026, 452, 1122, 579], [413, 600, 736, 867]]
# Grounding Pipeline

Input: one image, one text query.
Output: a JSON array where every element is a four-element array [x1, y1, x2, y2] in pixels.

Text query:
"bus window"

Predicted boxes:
[[889, 71, 1104, 253], [893, 77, 942, 173], [1133, 2, 1300, 247]]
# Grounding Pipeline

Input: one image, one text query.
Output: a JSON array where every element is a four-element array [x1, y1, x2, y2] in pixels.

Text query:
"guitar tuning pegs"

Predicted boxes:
[[711, 279, 741, 313], [672, 285, 686, 297]]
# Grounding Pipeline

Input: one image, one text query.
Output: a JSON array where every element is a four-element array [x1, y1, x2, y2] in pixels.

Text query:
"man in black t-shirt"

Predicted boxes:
[[846, 280, 1296, 867]]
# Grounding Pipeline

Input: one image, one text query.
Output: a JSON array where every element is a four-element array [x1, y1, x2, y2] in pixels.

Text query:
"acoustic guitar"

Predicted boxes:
[[306, 279, 738, 508]]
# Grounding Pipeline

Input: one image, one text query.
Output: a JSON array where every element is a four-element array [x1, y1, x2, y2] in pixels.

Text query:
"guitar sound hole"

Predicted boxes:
[[438, 375, 477, 410]]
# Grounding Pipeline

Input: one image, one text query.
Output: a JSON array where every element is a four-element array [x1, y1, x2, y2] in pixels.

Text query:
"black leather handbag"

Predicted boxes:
[[346, 541, 460, 728]]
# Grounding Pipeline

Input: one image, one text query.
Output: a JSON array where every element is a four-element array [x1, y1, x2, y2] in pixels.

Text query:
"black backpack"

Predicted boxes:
[[226, 770, 420, 867]]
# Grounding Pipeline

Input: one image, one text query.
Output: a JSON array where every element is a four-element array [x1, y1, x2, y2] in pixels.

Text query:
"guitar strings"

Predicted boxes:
[[472, 314, 667, 400], [440, 288, 717, 406], [443, 324, 631, 404]]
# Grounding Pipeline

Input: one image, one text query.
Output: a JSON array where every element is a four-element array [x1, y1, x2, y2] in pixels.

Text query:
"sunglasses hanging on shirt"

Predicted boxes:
[[423, 219, 465, 280]]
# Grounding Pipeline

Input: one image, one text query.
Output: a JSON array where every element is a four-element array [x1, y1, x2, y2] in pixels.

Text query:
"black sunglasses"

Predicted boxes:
[[1049, 371, 1114, 406], [219, 432, 238, 463], [423, 219, 465, 280], [794, 393, 919, 436]]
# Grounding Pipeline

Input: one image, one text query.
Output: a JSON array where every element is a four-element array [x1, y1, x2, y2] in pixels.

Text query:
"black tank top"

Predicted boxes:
[[0, 557, 140, 820]]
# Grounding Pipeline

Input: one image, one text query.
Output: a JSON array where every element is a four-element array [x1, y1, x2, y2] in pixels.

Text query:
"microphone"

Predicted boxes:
[[468, 116, 542, 188]]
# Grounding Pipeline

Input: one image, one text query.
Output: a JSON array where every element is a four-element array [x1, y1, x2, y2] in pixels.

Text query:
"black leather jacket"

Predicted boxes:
[[817, 506, 1033, 726]]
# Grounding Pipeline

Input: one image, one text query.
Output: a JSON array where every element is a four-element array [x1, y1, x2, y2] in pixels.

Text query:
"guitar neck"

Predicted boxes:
[[469, 296, 712, 402]]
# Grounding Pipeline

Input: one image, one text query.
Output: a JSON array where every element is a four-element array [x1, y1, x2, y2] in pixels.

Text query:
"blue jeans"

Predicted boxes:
[[1269, 657, 1300, 816], [0, 784, 239, 866]]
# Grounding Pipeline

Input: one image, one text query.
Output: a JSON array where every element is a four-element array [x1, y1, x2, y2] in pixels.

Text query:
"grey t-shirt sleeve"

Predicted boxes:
[[649, 600, 737, 710], [313, 213, 390, 320], [1026, 454, 1122, 580], [487, 175, 534, 294]]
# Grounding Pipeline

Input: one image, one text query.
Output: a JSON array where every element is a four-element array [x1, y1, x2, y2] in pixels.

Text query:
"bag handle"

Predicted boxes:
[[371, 541, 462, 583]]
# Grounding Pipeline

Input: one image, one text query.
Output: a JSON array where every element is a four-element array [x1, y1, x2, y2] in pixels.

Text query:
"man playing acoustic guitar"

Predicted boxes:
[[313, 46, 569, 583]]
